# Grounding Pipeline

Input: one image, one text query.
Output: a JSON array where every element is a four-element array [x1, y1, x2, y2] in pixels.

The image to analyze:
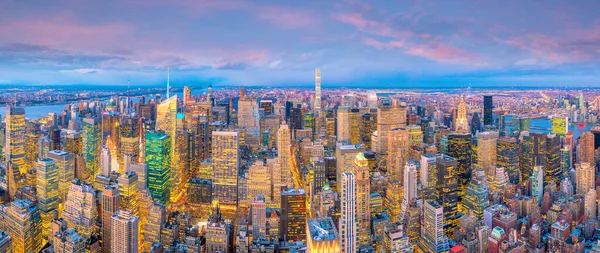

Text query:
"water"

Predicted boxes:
[[504, 115, 593, 139]]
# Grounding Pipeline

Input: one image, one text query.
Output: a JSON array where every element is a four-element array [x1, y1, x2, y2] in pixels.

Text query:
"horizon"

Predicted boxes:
[[1, 0, 599, 87]]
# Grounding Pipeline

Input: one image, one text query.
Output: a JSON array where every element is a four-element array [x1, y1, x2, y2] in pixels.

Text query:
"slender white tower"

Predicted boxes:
[[315, 68, 321, 114]]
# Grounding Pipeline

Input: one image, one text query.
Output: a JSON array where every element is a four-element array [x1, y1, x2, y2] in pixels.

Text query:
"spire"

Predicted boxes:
[[167, 66, 170, 99]]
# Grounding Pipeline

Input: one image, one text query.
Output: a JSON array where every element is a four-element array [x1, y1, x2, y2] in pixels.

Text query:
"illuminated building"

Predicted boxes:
[[172, 129, 191, 202], [483, 95, 493, 126], [461, 168, 489, 219], [384, 224, 414, 253], [576, 162, 594, 195], [349, 109, 362, 145], [238, 91, 260, 130], [491, 166, 509, 193], [435, 155, 459, 236], [417, 201, 449, 253], [447, 133, 472, 197], [248, 160, 272, 204], [335, 144, 363, 193], [25, 132, 39, 175], [545, 133, 561, 183], [0, 231, 12, 253], [280, 188, 307, 242], [551, 116, 568, 136], [454, 95, 469, 133], [353, 153, 371, 246], [156, 95, 177, 172], [385, 179, 403, 223], [36, 158, 59, 240], [5, 106, 26, 174], [145, 131, 172, 205], [101, 146, 112, 176], [183, 86, 192, 105], [102, 185, 120, 253], [586, 188, 597, 219], [82, 117, 102, 183], [211, 131, 239, 212], [496, 137, 520, 183], [520, 132, 546, 181], [407, 125, 423, 147], [205, 201, 233, 253], [307, 217, 340, 253], [476, 131, 498, 178], [4, 200, 42, 253], [50, 219, 85, 253], [277, 123, 293, 187], [340, 172, 357, 253], [48, 150, 75, 211], [303, 113, 316, 138], [62, 179, 97, 238], [388, 128, 409, 182], [377, 100, 406, 154], [143, 202, 165, 251], [118, 170, 139, 216], [252, 195, 267, 239], [315, 68, 322, 113], [420, 154, 438, 200], [289, 107, 303, 131], [111, 210, 139, 253], [337, 107, 351, 142], [400, 163, 417, 221], [360, 113, 374, 149], [580, 131, 595, 165]]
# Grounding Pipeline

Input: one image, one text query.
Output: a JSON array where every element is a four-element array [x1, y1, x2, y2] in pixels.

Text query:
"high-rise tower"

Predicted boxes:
[[212, 131, 240, 208], [339, 172, 357, 253], [483, 95, 493, 126], [315, 68, 321, 114], [5, 106, 26, 174], [455, 95, 469, 133]]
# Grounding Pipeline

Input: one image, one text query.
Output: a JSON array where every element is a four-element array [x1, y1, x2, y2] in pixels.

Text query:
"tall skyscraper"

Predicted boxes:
[[277, 123, 293, 187], [111, 210, 139, 253], [315, 68, 322, 113], [36, 158, 59, 240], [580, 131, 595, 165], [447, 133, 472, 197], [477, 131, 498, 176], [455, 95, 469, 133], [102, 185, 121, 253], [5, 106, 26, 174], [143, 202, 165, 251], [483, 95, 493, 126], [48, 150, 75, 212], [353, 153, 371, 246], [212, 131, 240, 207], [82, 117, 102, 182], [576, 162, 594, 195], [376, 101, 406, 154], [252, 195, 267, 239], [387, 128, 409, 182], [496, 137, 520, 183], [435, 155, 460, 236], [461, 168, 490, 219], [280, 188, 307, 242], [63, 179, 97, 237], [336, 107, 351, 143], [340, 172, 357, 253], [156, 95, 177, 171], [4, 200, 42, 253], [417, 201, 450, 253], [119, 170, 140, 216], [145, 131, 172, 205]]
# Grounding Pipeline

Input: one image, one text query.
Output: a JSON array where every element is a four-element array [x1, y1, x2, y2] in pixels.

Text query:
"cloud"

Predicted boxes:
[[257, 7, 313, 29], [60, 68, 103, 74]]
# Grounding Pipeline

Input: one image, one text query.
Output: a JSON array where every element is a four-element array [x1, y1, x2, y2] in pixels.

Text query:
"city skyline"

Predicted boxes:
[[1, 0, 600, 87]]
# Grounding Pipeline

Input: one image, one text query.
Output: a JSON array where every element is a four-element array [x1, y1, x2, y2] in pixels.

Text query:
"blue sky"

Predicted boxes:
[[0, 0, 599, 87]]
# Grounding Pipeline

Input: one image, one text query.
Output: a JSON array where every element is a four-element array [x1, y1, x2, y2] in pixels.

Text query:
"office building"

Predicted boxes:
[[307, 217, 340, 253], [102, 185, 120, 253], [417, 201, 450, 253], [340, 172, 357, 253], [5, 200, 42, 253], [36, 158, 59, 240], [63, 179, 97, 237], [111, 210, 139, 253], [280, 188, 307, 242], [483, 95, 493, 126], [212, 131, 240, 208], [146, 131, 172, 205], [5, 106, 26, 174]]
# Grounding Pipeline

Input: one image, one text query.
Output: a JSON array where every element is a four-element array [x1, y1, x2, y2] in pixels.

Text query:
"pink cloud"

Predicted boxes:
[[257, 7, 314, 29], [334, 12, 427, 39], [0, 16, 132, 51]]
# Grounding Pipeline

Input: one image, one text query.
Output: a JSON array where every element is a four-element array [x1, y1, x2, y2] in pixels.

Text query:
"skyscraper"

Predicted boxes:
[[277, 123, 293, 188], [143, 202, 165, 251], [353, 153, 371, 246], [376, 100, 406, 154], [63, 179, 97, 237], [447, 133, 472, 196], [48, 150, 75, 212], [118, 170, 140, 216], [435, 155, 460, 236], [145, 131, 172, 205], [477, 131, 498, 176], [212, 131, 240, 208], [462, 168, 490, 219], [315, 68, 322, 114], [455, 95, 469, 133], [156, 95, 177, 171], [387, 128, 409, 182], [5, 106, 26, 174], [418, 201, 450, 253], [496, 137, 520, 183], [82, 117, 102, 182], [580, 131, 595, 165], [337, 107, 351, 143], [4, 200, 42, 253], [576, 162, 594, 195], [340, 172, 357, 253], [36, 158, 59, 240], [111, 210, 139, 253], [252, 195, 267, 239], [483, 95, 493, 126], [280, 188, 307, 242], [102, 185, 121, 253]]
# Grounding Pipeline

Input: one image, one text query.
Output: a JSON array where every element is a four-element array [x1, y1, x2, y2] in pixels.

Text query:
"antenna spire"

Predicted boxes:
[[167, 66, 170, 98]]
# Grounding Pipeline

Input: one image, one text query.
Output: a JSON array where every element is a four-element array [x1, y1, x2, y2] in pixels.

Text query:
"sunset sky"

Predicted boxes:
[[1, 0, 599, 87]]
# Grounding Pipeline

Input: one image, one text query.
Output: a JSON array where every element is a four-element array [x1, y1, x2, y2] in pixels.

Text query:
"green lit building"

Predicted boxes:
[[461, 168, 489, 219], [145, 131, 172, 205], [82, 117, 101, 183]]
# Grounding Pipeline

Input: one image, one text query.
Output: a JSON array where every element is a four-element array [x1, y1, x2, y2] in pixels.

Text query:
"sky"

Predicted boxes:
[[0, 0, 599, 88]]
